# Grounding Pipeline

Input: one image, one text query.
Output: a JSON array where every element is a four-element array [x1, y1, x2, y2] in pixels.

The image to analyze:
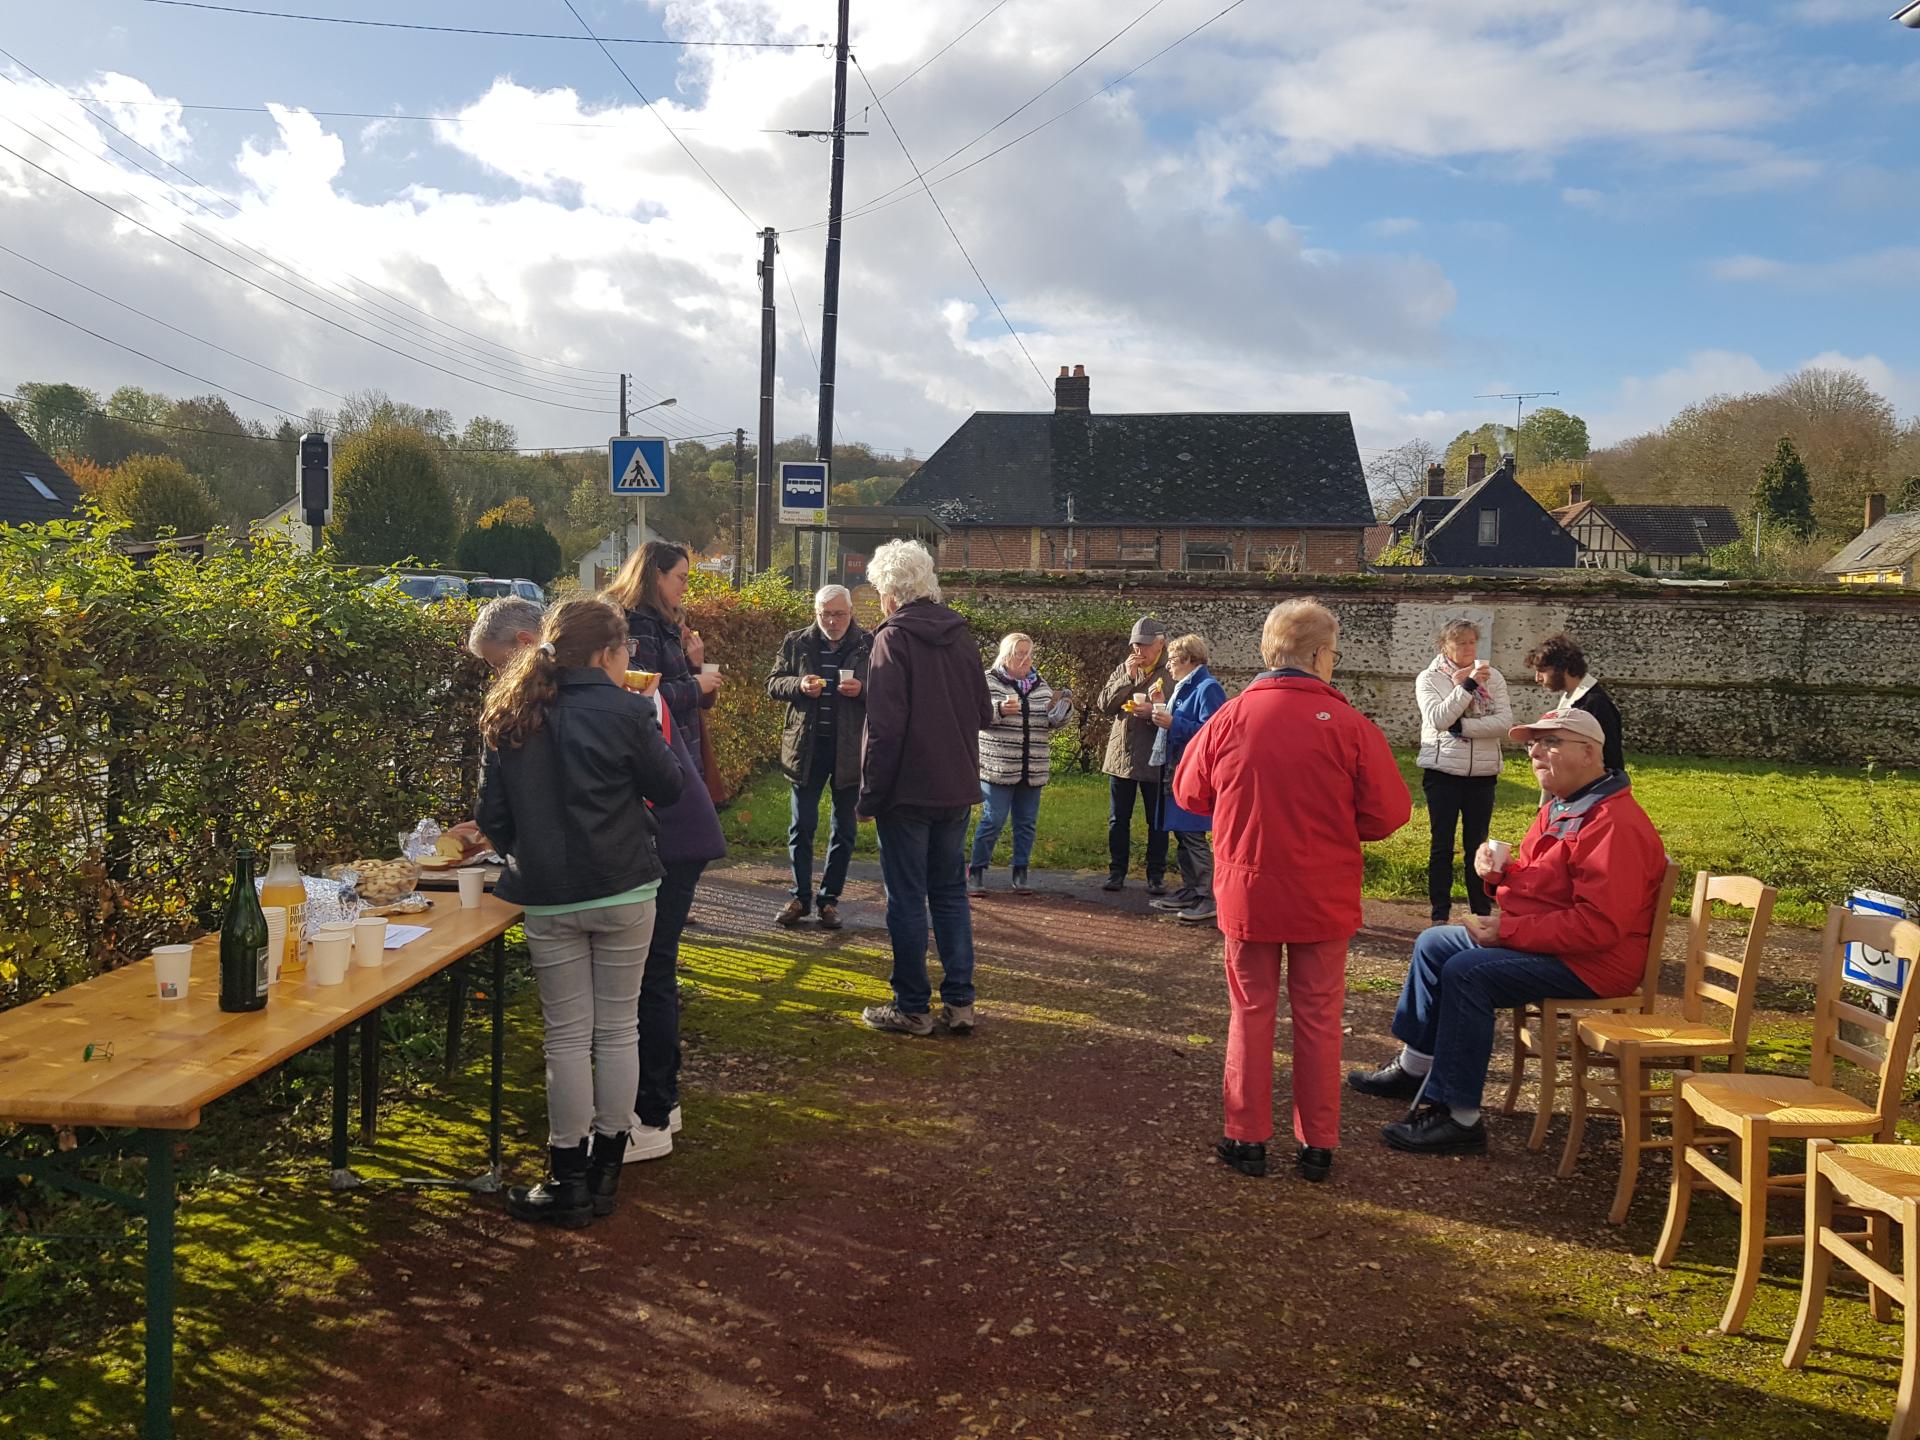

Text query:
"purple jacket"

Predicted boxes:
[[857, 599, 994, 818]]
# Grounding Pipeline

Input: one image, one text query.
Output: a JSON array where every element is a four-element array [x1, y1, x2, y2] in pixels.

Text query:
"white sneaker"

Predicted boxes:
[[668, 1104, 683, 1135], [623, 1122, 673, 1164]]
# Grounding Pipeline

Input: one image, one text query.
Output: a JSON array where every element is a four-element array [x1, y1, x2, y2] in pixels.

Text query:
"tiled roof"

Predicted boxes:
[[1592, 504, 1740, 557], [1825, 510, 1920, 574], [0, 408, 81, 524], [889, 410, 1372, 527], [1389, 493, 1460, 535]]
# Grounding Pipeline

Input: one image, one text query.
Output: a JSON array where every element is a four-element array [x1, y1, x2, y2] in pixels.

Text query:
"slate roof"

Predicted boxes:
[[0, 408, 81, 524], [889, 411, 1372, 528], [1580, 503, 1740, 557], [1825, 510, 1920, 575], [1389, 494, 1460, 536], [1419, 472, 1580, 569]]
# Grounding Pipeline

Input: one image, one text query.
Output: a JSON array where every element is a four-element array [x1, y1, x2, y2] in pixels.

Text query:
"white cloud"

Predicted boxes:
[[1560, 187, 1604, 209], [1587, 348, 1920, 444], [1367, 216, 1423, 237], [1709, 247, 1920, 288], [82, 73, 190, 163]]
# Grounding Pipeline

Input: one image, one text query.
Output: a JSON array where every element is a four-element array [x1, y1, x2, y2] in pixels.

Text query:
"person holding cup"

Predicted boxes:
[[1096, 617, 1173, 894], [1415, 619, 1513, 927], [766, 585, 871, 930], [477, 595, 684, 1226], [970, 632, 1073, 896], [607, 540, 720, 761]]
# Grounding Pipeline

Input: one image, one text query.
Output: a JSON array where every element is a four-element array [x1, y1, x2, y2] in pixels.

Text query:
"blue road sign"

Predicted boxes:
[[780, 460, 829, 524], [610, 436, 670, 496]]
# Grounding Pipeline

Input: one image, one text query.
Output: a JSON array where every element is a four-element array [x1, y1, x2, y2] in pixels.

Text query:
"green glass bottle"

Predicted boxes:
[[219, 846, 270, 1013]]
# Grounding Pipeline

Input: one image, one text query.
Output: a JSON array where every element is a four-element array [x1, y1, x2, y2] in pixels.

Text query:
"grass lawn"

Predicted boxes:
[[721, 749, 1918, 927]]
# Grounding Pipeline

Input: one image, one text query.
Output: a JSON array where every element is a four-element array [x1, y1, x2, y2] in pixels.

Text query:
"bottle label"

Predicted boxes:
[[255, 945, 270, 998]]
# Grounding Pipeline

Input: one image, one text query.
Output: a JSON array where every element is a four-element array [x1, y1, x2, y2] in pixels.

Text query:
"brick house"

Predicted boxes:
[[885, 366, 1374, 573], [0, 408, 81, 525]]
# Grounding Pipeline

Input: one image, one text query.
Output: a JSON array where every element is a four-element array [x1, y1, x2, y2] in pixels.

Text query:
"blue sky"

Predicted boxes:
[[2, 1, 1917, 459]]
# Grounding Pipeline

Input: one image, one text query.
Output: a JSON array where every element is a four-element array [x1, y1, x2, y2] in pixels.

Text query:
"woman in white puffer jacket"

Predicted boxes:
[[1414, 619, 1512, 925]]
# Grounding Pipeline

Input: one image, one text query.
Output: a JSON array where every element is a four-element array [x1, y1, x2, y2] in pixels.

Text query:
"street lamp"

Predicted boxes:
[[634, 397, 678, 416], [1896, 2, 1920, 28]]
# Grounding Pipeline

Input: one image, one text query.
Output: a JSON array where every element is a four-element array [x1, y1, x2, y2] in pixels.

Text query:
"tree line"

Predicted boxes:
[[2, 380, 920, 577]]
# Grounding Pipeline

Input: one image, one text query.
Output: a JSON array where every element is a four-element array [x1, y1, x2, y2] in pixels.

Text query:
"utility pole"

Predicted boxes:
[[756, 228, 777, 575], [617, 374, 631, 566], [812, 0, 852, 591], [732, 427, 747, 589]]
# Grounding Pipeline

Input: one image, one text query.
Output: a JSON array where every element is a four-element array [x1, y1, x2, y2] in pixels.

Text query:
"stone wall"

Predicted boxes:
[[944, 572, 1920, 767], [935, 525, 1365, 574]]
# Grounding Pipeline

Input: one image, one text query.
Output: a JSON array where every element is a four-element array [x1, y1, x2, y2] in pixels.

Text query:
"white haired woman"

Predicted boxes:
[[1173, 599, 1411, 1184], [970, 632, 1074, 896], [1415, 618, 1512, 926], [856, 540, 994, 1037]]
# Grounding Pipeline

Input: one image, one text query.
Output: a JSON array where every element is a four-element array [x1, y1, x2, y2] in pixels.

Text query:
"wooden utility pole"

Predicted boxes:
[[616, 373, 631, 566], [732, 427, 747, 588], [756, 228, 777, 574], [812, 0, 852, 589]]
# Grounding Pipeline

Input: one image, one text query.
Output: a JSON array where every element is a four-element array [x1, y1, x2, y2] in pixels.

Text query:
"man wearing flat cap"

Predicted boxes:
[[1348, 707, 1668, 1156], [1096, 616, 1173, 894]]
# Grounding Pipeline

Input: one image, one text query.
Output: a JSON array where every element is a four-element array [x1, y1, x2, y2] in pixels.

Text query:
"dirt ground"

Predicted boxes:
[[289, 862, 1898, 1440]]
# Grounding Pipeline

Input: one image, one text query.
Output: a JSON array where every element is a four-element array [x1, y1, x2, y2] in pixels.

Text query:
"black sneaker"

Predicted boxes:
[[1382, 1102, 1489, 1156], [1296, 1146, 1333, 1183], [1215, 1138, 1267, 1178], [1102, 875, 1125, 892], [1347, 1057, 1424, 1100], [1145, 878, 1168, 898]]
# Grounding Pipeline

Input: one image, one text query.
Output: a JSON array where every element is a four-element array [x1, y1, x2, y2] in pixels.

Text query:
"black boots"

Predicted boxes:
[[507, 1139, 593, 1227], [585, 1129, 627, 1218], [1216, 1138, 1268, 1178]]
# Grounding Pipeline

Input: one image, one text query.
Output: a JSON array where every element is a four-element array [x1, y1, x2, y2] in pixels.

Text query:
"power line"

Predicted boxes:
[[1, 46, 620, 384], [561, 0, 760, 231], [0, 286, 306, 419], [62, 96, 856, 135], [836, 0, 1251, 232], [135, 0, 824, 48], [0, 133, 616, 414], [780, 254, 820, 380], [879, 0, 1017, 99], [0, 242, 349, 402], [791, 0, 1173, 233], [0, 94, 619, 404], [849, 54, 1050, 401]]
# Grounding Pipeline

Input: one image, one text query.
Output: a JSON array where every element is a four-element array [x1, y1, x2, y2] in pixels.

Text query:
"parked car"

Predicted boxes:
[[468, 577, 546, 604], [371, 573, 470, 603]]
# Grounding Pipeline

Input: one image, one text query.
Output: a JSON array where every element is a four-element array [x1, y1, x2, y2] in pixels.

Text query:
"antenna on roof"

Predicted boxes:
[[1475, 390, 1560, 431]]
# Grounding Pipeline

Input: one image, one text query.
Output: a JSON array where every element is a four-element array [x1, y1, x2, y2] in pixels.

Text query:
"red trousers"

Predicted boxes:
[[1222, 936, 1348, 1149]]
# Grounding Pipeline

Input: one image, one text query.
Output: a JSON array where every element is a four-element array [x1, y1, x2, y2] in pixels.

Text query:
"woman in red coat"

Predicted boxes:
[[1173, 599, 1411, 1183]]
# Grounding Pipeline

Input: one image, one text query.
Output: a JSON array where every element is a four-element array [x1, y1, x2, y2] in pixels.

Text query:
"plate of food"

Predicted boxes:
[[417, 833, 492, 871]]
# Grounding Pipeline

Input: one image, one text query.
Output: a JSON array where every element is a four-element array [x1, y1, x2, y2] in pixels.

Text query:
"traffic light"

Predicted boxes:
[[298, 432, 331, 527]]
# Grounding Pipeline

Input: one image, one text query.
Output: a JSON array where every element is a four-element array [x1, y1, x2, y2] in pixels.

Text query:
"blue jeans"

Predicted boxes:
[[969, 782, 1042, 873], [789, 747, 857, 908], [1390, 925, 1596, 1111], [874, 804, 977, 1014]]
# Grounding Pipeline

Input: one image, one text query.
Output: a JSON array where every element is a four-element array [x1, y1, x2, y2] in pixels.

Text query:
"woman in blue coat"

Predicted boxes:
[[1153, 634, 1228, 923]]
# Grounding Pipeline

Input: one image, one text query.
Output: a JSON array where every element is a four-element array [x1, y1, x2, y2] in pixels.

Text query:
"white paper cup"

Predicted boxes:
[[261, 907, 288, 985], [309, 925, 353, 986], [352, 916, 388, 968], [1152, 702, 1171, 719], [701, 663, 720, 676], [1132, 691, 1149, 709], [1486, 839, 1513, 870], [456, 868, 485, 908], [153, 944, 194, 1001]]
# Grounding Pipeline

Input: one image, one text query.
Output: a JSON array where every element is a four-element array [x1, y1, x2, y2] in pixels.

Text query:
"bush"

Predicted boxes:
[[0, 516, 485, 1010], [99, 453, 219, 539], [683, 569, 808, 798], [454, 497, 563, 584], [325, 426, 456, 565]]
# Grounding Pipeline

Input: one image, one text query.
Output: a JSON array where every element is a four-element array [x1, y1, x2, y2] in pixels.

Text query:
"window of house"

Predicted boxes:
[[1183, 543, 1231, 571], [1117, 543, 1158, 565], [1476, 509, 1499, 546], [22, 473, 57, 502]]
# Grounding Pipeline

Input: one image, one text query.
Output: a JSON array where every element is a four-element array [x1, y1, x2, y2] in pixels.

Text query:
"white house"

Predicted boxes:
[[576, 517, 668, 592], [250, 496, 314, 552]]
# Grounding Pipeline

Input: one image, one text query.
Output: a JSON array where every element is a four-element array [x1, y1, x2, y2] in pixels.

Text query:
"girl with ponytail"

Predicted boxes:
[[477, 595, 684, 1227]]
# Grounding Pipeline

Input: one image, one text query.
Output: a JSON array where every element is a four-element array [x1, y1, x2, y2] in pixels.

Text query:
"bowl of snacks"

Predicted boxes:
[[326, 856, 420, 905]]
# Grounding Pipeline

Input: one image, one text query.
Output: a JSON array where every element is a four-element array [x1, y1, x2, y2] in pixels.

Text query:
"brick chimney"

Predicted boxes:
[[1425, 463, 1446, 498], [1568, 481, 1584, 506], [1866, 492, 1888, 531], [1054, 363, 1090, 414], [1466, 447, 1487, 485]]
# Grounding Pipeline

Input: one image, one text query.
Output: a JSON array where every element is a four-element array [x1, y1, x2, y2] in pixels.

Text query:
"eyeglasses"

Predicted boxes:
[[1524, 736, 1567, 753]]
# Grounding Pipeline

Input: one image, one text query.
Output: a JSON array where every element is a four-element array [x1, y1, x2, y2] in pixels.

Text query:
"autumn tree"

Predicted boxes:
[[100, 454, 220, 540], [1443, 423, 1510, 483], [1515, 407, 1590, 466], [325, 426, 456, 565], [1363, 438, 1439, 519], [454, 496, 563, 583]]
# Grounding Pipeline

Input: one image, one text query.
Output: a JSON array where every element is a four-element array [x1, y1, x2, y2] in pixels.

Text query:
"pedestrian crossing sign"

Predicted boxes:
[[609, 436, 670, 496]]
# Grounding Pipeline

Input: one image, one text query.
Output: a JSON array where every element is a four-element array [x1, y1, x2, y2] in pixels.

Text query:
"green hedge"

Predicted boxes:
[[0, 518, 486, 1010]]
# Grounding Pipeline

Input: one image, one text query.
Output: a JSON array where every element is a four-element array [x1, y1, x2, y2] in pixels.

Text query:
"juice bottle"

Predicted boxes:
[[260, 841, 307, 978]]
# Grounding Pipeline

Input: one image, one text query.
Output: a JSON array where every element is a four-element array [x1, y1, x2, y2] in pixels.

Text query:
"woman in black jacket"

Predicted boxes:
[[477, 596, 683, 1228], [606, 540, 722, 752]]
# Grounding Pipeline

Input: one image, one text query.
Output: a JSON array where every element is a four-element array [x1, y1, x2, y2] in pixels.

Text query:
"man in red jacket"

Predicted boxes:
[[1349, 706, 1667, 1156], [1174, 599, 1411, 1184]]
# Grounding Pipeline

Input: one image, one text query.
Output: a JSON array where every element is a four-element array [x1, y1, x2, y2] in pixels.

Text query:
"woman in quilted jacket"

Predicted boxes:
[[969, 632, 1073, 895], [1414, 619, 1512, 926]]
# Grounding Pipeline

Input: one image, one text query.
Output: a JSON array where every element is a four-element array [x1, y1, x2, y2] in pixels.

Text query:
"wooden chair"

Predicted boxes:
[[1500, 860, 1683, 1151], [1786, 1138, 1920, 1440], [1653, 913, 1920, 1336], [1559, 872, 1777, 1224]]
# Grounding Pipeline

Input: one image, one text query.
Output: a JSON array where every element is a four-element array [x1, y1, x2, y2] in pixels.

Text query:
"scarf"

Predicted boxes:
[[1149, 668, 1199, 769]]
